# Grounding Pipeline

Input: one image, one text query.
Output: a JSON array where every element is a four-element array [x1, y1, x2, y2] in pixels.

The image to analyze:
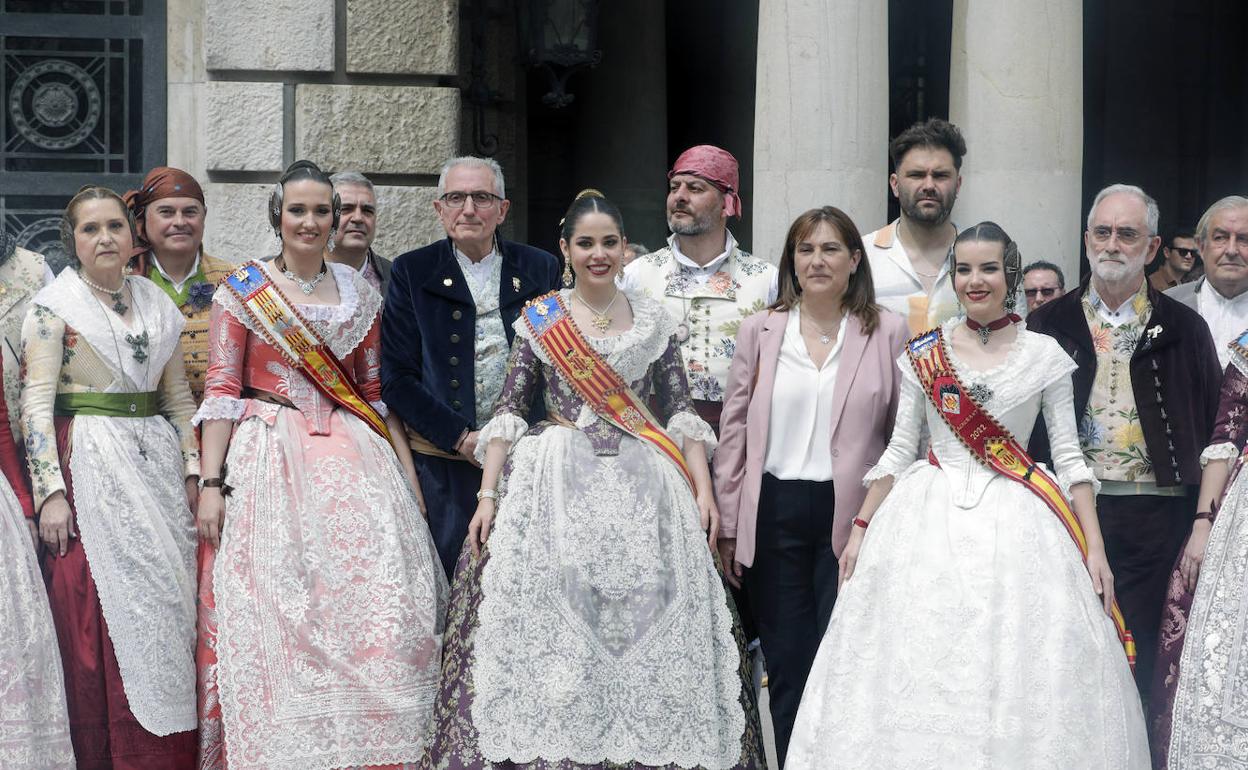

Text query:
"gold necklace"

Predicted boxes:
[[574, 289, 620, 332]]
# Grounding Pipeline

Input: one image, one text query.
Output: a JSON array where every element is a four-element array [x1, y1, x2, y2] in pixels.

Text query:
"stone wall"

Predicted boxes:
[[168, 0, 458, 262]]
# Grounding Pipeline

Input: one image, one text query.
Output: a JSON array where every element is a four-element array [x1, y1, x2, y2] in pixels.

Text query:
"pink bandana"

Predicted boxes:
[[668, 145, 742, 218]]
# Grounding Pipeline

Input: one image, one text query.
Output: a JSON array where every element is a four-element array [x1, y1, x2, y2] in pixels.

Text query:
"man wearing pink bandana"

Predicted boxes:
[[621, 144, 777, 431]]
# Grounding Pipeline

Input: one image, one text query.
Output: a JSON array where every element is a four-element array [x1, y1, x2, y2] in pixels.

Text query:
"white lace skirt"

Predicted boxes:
[[0, 475, 75, 769], [203, 406, 447, 770], [787, 462, 1150, 770], [472, 426, 745, 769], [1168, 461, 1248, 768]]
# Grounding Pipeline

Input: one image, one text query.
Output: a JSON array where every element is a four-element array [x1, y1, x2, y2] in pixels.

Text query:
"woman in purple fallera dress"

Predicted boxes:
[[421, 191, 766, 770]]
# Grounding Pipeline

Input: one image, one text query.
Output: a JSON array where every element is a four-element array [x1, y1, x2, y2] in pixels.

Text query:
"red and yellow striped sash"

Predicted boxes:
[[223, 261, 389, 440], [522, 292, 694, 490], [907, 327, 1136, 670]]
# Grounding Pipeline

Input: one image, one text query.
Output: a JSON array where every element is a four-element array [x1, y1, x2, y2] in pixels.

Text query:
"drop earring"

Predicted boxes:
[[327, 227, 337, 253], [562, 259, 573, 288]]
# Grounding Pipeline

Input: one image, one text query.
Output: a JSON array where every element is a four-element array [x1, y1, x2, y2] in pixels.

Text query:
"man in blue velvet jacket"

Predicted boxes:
[[382, 156, 561, 577]]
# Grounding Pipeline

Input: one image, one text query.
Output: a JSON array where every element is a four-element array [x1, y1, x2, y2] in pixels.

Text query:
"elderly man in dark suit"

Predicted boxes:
[[1027, 183, 1222, 707], [382, 156, 560, 577]]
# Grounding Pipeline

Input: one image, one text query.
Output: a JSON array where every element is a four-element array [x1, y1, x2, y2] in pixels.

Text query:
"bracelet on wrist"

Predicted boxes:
[[852, 517, 869, 530], [476, 488, 498, 502], [1195, 511, 1216, 523]]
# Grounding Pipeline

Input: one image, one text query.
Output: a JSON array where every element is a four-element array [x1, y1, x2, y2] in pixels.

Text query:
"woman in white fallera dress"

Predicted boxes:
[[786, 222, 1149, 769]]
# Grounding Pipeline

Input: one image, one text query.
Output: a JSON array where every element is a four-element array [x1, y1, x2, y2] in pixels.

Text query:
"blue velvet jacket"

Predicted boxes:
[[381, 237, 561, 452]]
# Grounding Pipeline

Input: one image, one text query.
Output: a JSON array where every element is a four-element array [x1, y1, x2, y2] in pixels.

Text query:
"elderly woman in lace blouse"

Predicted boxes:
[[21, 185, 201, 768], [421, 191, 766, 769]]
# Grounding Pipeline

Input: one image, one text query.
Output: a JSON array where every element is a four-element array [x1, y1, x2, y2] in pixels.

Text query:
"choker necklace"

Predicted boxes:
[[277, 256, 327, 295], [966, 313, 1021, 345], [79, 271, 128, 315], [574, 289, 620, 332]]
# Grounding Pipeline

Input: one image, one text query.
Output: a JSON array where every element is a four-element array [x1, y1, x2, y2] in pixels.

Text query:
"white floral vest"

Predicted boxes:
[[627, 246, 774, 402]]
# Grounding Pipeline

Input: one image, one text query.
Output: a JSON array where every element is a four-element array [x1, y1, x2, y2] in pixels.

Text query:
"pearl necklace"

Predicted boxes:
[[79, 271, 129, 315]]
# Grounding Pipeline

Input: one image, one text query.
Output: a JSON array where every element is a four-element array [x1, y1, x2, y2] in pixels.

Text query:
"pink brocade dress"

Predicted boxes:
[[194, 262, 448, 770]]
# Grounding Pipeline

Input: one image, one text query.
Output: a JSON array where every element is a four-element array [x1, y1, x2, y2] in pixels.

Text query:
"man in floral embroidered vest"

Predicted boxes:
[[382, 156, 561, 577], [124, 166, 235, 402], [1027, 183, 1222, 707], [0, 231, 54, 434], [620, 144, 777, 431]]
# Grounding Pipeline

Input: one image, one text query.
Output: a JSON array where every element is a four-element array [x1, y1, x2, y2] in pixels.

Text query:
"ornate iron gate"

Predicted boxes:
[[0, 0, 164, 271]]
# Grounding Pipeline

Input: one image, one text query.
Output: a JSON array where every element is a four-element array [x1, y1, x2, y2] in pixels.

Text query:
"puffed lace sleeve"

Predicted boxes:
[[863, 354, 925, 486], [1201, 361, 1248, 466], [193, 298, 248, 425], [474, 333, 542, 462], [1040, 369, 1101, 497], [651, 334, 716, 458]]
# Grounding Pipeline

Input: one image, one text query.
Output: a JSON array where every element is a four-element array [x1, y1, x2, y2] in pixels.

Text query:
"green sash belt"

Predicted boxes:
[[54, 392, 160, 418]]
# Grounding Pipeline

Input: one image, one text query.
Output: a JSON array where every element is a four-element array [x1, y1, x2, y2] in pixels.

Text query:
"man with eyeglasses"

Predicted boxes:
[[1149, 228, 1199, 292], [1166, 197, 1248, 370], [1027, 183, 1222, 706], [381, 155, 560, 577], [1022, 260, 1066, 312]]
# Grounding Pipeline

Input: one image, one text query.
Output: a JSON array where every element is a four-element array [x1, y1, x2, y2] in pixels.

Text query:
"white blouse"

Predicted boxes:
[[763, 307, 848, 481]]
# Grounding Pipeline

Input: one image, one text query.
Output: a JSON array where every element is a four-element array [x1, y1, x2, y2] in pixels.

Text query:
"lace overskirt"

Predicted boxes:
[[0, 478, 75, 769], [1168, 459, 1248, 769], [427, 426, 764, 769], [787, 462, 1150, 770], [197, 406, 448, 770]]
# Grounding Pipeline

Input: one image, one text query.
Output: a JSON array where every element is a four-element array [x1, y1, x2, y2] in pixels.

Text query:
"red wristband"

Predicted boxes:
[[852, 517, 869, 530]]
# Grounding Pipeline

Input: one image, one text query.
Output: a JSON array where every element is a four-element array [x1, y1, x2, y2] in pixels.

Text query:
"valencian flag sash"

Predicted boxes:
[[907, 327, 1137, 670], [222, 261, 390, 440], [522, 291, 695, 491]]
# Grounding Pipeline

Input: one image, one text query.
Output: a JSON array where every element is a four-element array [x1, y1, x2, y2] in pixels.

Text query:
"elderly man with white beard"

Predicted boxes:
[[1026, 184, 1222, 708]]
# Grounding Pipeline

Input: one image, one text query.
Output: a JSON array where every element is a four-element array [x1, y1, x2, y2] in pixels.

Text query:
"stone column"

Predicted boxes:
[[752, 0, 889, 264], [949, 0, 1083, 284]]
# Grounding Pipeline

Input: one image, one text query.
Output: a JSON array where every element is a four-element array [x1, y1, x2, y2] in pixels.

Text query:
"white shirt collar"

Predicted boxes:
[[149, 251, 201, 293], [1202, 279, 1248, 306], [668, 231, 736, 272]]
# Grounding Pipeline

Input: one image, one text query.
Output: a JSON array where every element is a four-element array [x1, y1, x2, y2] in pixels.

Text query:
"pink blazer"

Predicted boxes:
[[713, 307, 908, 566]]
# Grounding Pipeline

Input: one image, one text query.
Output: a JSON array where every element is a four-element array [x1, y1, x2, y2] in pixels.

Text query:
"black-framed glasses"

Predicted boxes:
[[1168, 246, 1200, 258], [1024, 287, 1060, 298], [439, 191, 502, 209]]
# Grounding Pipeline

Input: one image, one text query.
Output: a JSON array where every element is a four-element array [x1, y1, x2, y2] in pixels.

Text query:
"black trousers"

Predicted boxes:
[[412, 453, 482, 579], [746, 473, 838, 768], [1097, 493, 1192, 706]]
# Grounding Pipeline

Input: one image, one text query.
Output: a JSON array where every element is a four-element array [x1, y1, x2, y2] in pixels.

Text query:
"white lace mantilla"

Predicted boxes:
[[0, 477, 75, 769], [33, 270, 185, 390], [864, 323, 1100, 502], [69, 414, 197, 735], [472, 424, 744, 768], [212, 261, 381, 361]]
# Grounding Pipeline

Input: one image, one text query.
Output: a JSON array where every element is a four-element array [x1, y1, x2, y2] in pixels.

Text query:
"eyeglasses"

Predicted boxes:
[[439, 191, 501, 209], [1089, 225, 1146, 247], [1024, 287, 1060, 298], [1168, 246, 1200, 258]]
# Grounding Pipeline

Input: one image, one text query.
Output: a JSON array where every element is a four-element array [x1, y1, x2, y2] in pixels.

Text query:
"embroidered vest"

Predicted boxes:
[[1079, 295, 1155, 483], [628, 246, 774, 402]]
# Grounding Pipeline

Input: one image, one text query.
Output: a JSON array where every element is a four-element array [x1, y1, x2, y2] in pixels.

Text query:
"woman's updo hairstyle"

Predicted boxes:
[[268, 159, 342, 235], [60, 185, 138, 267], [952, 221, 1024, 312], [559, 188, 624, 243]]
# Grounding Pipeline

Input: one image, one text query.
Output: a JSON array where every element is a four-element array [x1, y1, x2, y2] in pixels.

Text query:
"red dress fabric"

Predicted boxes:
[[42, 415, 196, 770]]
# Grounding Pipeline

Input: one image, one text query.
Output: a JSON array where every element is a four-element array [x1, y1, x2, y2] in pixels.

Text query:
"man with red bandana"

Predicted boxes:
[[621, 144, 777, 431], [124, 167, 235, 402]]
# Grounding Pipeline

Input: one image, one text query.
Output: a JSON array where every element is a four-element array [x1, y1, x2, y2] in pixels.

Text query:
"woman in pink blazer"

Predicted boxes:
[[714, 206, 908, 765]]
